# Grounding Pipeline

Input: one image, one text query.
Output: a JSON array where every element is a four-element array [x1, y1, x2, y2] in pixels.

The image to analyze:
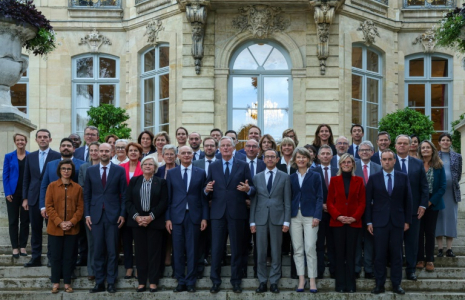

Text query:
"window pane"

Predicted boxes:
[[159, 74, 169, 99], [367, 102, 379, 127], [99, 85, 115, 105], [248, 44, 273, 66], [264, 109, 288, 141], [99, 57, 116, 78], [431, 56, 448, 77], [232, 77, 258, 108], [367, 50, 379, 73], [263, 48, 288, 70], [233, 49, 258, 70], [407, 0, 447, 4], [352, 100, 362, 124], [264, 77, 289, 108], [409, 58, 424, 77], [407, 84, 425, 107], [407, 0, 424, 4], [352, 74, 362, 100], [76, 109, 90, 133], [233, 109, 257, 135], [414, 108, 425, 115], [160, 124, 169, 133], [367, 78, 379, 104], [76, 84, 93, 108], [159, 99, 169, 125], [11, 84, 27, 111], [76, 57, 93, 78], [144, 103, 155, 128], [144, 78, 154, 104], [352, 47, 362, 69], [144, 50, 155, 73], [366, 127, 378, 151], [431, 108, 448, 131], [160, 47, 169, 69], [431, 84, 448, 106]]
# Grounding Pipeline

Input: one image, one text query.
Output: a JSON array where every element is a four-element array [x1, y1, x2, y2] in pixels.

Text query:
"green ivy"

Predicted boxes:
[[86, 104, 132, 143], [451, 113, 464, 153], [378, 108, 435, 151]]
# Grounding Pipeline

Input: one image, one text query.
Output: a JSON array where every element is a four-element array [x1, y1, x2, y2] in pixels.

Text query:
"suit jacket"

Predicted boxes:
[[365, 170, 413, 228], [3, 150, 29, 197], [216, 150, 247, 162], [394, 156, 429, 213], [39, 158, 86, 209], [206, 158, 255, 220], [290, 170, 323, 219], [439, 150, 462, 203], [276, 161, 296, 175], [326, 175, 366, 228], [347, 144, 361, 159], [154, 164, 178, 179], [22, 149, 61, 206], [311, 166, 338, 203], [193, 158, 215, 172], [354, 160, 382, 186], [371, 151, 381, 165], [428, 167, 446, 211], [165, 166, 209, 225], [78, 162, 92, 187], [192, 150, 205, 161], [74, 146, 86, 161], [250, 169, 291, 226], [249, 159, 266, 176], [120, 161, 143, 184], [125, 175, 168, 229], [84, 162, 127, 224]]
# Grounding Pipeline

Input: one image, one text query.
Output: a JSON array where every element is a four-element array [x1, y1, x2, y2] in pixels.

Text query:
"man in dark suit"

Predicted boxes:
[[68, 133, 82, 149], [74, 126, 99, 162], [354, 141, 382, 279], [210, 128, 222, 156], [311, 144, 338, 279], [166, 146, 209, 293], [205, 136, 255, 293], [216, 130, 247, 161], [347, 124, 364, 159], [394, 134, 429, 281], [22, 129, 61, 267], [189, 132, 205, 161], [330, 136, 350, 169], [84, 143, 127, 294], [371, 131, 391, 165], [366, 149, 412, 295], [237, 125, 261, 155]]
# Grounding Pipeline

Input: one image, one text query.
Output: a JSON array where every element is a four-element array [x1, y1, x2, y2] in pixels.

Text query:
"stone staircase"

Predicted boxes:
[[1, 197, 465, 299]]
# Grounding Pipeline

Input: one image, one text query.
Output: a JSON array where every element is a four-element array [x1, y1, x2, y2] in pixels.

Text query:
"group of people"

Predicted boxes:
[[2, 123, 462, 295]]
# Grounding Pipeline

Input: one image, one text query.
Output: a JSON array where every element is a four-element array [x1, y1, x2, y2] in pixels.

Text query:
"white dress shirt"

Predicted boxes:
[[280, 156, 291, 174], [204, 157, 216, 176], [246, 157, 258, 177], [181, 164, 192, 209], [397, 155, 409, 173], [100, 162, 111, 177]]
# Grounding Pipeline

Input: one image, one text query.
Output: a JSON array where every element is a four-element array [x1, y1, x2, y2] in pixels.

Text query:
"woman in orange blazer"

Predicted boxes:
[[327, 153, 366, 293]]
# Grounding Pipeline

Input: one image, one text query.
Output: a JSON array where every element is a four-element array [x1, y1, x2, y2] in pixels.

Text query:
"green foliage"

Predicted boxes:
[[86, 104, 131, 142], [451, 113, 465, 153], [435, 5, 465, 53], [378, 108, 435, 151]]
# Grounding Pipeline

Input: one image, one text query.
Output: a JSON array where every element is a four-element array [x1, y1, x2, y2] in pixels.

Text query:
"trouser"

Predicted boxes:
[[6, 195, 29, 249], [197, 220, 211, 276], [133, 227, 163, 285], [120, 223, 134, 270], [29, 203, 48, 260], [332, 225, 359, 292], [417, 208, 439, 263], [317, 211, 335, 276], [290, 210, 319, 278], [85, 220, 95, 276], [77, 219, 88, 259], [256, 218, 283, 284], [49, 234, 77, 284], [92, 212, 119, 285], [404, 216, 421, 274]]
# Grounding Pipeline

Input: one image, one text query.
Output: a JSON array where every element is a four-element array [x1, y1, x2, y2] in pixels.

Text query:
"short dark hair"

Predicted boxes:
[[381, 149, 396, 159], [225, 130, 237, 138], [264, 149, 279, 158], [84, 126, 99, 136], [36, 129, 51, 138], [377, 131, 391, 141], [57, 159, 75, 178], [203, 136, 218, 148], [210, 128, 223, 136], [60, 138, 75, 147], [350, 124, 364, 134], [438, 132, 452, 143], [248, 125, 262, 135], [138, 130, 156, 152]]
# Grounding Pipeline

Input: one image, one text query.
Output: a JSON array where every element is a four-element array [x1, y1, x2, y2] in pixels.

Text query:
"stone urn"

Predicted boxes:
[[0, 17, 37, 115]]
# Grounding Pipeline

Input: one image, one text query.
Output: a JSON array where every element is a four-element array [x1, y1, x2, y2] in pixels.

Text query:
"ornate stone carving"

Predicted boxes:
[[78, 29, 112, 52], [185, 0, 208, 75], [413, 29, 436, 53], [357, 20, 380, 46], [144, 19, 164, 46], [232, 5, 289, 39], [313, 3, 335, 75]]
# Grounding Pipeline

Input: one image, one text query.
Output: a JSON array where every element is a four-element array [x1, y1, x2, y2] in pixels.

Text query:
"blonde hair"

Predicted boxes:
[[336, 153, 356, 176]]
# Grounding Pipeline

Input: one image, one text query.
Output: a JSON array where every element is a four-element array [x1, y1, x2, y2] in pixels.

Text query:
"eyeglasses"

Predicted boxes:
[[336, 142, 349, 146], [359, 149, 372, 153], [264, 156, 277, 159], [245, 145, 258, 148], [116, 147, 126, 151], [85, 133, 97, 137], [61, 168, 72, 172]]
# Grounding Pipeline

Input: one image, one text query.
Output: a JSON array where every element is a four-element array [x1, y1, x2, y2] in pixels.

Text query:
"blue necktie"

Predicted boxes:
[[267, 171, 273, 193], [183, 168, 188, 191], [250, 160, 255, 178], [401, 159, 407, 174], [206, 160, 212, 176], [39, 151, 45, 173], [355, 145, 359, 159], [387, 173, 392, 196], [224, 162, 230, 182], [193, 153, 196, 161]]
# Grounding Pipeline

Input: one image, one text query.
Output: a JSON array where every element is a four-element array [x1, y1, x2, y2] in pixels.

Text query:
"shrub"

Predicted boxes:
[[451, 113, 464, 153], [86, 104, 132, 143]]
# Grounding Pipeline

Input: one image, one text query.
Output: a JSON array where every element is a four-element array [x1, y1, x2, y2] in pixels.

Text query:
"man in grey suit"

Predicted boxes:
[[354, 141, 382, 279], [250, 149, 291, 294]]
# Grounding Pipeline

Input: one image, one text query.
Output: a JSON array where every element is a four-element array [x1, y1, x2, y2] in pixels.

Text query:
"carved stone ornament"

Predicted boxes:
[[313, 3, 335, 75], [357, 20, 380, 46], [232, 5, 289, 39], [413, 29, 436, 53], [144, 19, 164, 46], [78, 29, 112, 53]]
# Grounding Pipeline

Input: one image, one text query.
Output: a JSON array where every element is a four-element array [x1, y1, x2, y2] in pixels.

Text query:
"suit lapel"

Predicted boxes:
[[226, 160, 239, 187], [269, 171, 280, 196], [103, 163, 116, 191]]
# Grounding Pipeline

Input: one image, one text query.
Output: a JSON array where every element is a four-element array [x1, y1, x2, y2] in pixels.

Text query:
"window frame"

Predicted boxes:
[[11, 55, 29, 116], [403, 0, 455, 9]]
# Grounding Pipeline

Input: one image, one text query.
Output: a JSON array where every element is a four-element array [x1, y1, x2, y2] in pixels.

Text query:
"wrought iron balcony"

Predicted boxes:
[[69, 0, 121, 8]]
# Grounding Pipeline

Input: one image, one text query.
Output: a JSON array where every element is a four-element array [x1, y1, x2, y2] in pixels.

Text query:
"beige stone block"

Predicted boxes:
[[306, 100, 339, 112], [306, 89, 339, 101], [46, 109, 61, 123], [306, 78, 339, 89], [181, 113, 214, 124], [182, 101, 214, 113], [182, 89, 214, 101], [182, 67, 215, 77], [182, 56, 215, 67], [306, 113, 339, 125], [183, 77, 215, 89]]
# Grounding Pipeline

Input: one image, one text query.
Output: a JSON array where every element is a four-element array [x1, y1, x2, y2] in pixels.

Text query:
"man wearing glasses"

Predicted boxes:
[[75, 126, 100, 162], [330, 136, 351, 169]]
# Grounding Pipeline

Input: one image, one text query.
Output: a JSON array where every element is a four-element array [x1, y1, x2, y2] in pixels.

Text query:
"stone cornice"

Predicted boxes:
[[136, 0, 171, 14]]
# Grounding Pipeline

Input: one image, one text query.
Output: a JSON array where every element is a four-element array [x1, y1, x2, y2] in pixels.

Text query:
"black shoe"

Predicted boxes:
[[187, 285, 196, 293], [12, 253, 19, 259], [124, 270, 135, 279], [137, 287, 146, 292], [210, 284, 220, 293], [446, 249, 456, 257], [406, 273, 417, 281], [20, 252, 28, 257], [24, 258, 41, 267], [256, 282, 267, 293], [393, 286, 405, 294], [107, 284, 116, 293], [150, 288, 158, 293], [89, 283, 105, 293], [270, 284, 279, 293], [437, 249, 444, 257], [76, 257, 87, 266], [174, 284, 187, 292], [336, 289, 345, 293], [364, 272, 375, 279], [232, 283, 242, 293], [355, 272, 360, 279], [348, 290, 355, 293], [196, 273, 204, 279], [71, 271, 77, 279], [371, 285, 385, 294], [47, 261, 52, 268]]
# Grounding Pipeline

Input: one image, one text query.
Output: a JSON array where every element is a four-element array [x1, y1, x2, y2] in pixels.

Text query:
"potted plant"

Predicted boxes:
[[0, 0, 56, 114], [435, 4, 465, 53]]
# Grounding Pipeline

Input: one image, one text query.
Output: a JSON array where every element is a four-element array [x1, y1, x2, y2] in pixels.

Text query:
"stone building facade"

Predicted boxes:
[[12, 0, 465, 150]]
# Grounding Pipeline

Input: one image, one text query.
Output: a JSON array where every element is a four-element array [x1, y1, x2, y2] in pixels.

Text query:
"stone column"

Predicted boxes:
[[454, 119, 465, 210]]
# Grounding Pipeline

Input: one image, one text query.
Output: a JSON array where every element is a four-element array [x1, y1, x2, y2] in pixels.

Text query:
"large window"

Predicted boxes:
[[352, 45, 383, 145], [229, 41, 292, 143], [141, 45, 170, 133], [404, 0, 455, 8], [72, 54, 119, 136], [69, 0, 121, 7], [405, 54, 452, 143], [11, 56, 29, 115]]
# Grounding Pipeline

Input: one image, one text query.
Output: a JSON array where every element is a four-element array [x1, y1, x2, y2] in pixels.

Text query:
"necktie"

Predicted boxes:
[[102, 166, 107, 188], [183, 168, 188, 191], [250, 160, 255, 178], [224, 161, 230, 182], [355, 145, 359, 158], [387, 173, 392, 196], [401, 159, 407, 174], [267, 171, 273, 193], [193, 153, 196, 161], [206, 160, 212, 175], [39, 151, 45, 173], [363, 164, 369, 184], [324, 167, 329, 188], [85, 147, 90, 162]]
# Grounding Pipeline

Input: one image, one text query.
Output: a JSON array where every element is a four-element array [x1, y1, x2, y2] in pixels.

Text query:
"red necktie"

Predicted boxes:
[[324, 167, 329, 188], [363, 164, 369, 184]]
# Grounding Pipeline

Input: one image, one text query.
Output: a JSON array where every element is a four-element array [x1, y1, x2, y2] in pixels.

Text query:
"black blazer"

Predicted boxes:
[[311, 166, 338, 203], [125, 175, 168, 229], [277, 161, 296, 175]]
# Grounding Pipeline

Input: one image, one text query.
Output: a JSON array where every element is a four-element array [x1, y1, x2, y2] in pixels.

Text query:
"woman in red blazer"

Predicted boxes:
[[327, 153, 366, 293]]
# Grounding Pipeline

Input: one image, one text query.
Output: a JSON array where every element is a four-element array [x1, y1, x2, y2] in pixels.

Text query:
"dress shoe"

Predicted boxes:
[[107, 284, 117, 293], [137, 287, 146, 292], [124, 270, 135, 279], [355, 272, 360, 279], [20, 252, 28, 257], [12, 253, 19, 259], [24, 258, 41, 267], [187, 285, 196, 293], [64, 287, 73, 293], [256, 282, 267, 293], [425, 262, 435, 272], [51, 287, 59, 294], [296, 280, 307, 292], [336, 289, 345, 293], [365, 272, 375, 279], [88, 276, 95, 281], [150, 288, 158, 293], [70, 271, 77, 279], [89, 283, 105, 293], [47, 261, 52, 268], [437, 249, 444, 257], [232, 283, 242, 293], [446, 249, 456, 257], [347, 289, 355, 293], [392, 286, 405, 294], [371, 285, 385, 294], [406, 273, 417, 281], [76, 257, 87, 266], [416, 261, 425, 269], [270, 284, 279, 293], [174, 284, 187, 292], [310, 288, 318, 293], [210, 283, 220, 293]]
